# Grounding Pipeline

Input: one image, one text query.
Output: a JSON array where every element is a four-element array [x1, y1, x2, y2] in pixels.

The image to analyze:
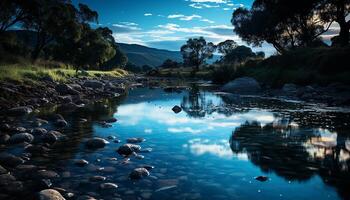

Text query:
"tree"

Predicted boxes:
[[217, 40, 238, 57], [159, 59, 181, 68], [0, 0, 29, 32], [180, 37, 216, 71], [231, 0, 331, 54], [224, 45, 256, 63], [318, 0, 350, 46]]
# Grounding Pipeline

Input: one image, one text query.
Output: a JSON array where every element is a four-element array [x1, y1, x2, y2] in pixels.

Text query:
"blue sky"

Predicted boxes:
[[72, 0, 274, 54]]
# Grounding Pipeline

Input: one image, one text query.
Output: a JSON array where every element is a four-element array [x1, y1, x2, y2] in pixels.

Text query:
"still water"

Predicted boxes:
[[23, 85, 350, 199]]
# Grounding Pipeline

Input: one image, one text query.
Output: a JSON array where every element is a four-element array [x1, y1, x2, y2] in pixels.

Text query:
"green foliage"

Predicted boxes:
[[180, 37, 216, 71]]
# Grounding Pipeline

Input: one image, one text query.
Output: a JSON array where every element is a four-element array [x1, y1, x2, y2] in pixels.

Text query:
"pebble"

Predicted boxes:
[[38, 189, 66, 200], [129, 168, 150, 180], [74, 159, 89, 167], [85, 137, 109, 149], [117, 144, 141, 156]]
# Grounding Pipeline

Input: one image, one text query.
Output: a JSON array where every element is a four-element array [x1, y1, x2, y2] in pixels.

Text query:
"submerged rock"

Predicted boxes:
[[89, 175, 106, 182], [85, 137, 109, 149], [129, 168, 150, 180], [9, 133, 34, 144], [126, 137, 145, 143], [172, 105, 182, 114], [255, 176, 269, 182], [74, 159, 89, 167], [117, 144, 141, 156], [99, 182, 118, 191], [221, 77, 261, 94], [105, 117, 117, 123], [38, 189, 66, 200]]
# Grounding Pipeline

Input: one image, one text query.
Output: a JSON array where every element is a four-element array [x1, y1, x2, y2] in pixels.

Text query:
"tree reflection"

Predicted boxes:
[[230, 120, 350, 199]]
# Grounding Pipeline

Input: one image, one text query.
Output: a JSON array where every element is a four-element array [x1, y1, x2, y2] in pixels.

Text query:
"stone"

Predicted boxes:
[[55, 119, 68, 127], [99, 183, 118, 191], [33, 128, 48, 136], [55, 84, 79, 95], [85, 137, 109, 149], [126, 137, 145, 143], [221, 77, 261, 94], [38, 189, 66, 200], [42, 131, 59, 143], [74, 159, 89, 167], [9, 133, 34, 144], [129, 168, 150, 180], [0, 165, 7, 174], [83, 80, 104, 89], [37, 170, 60, 179], [76, 195, 96, 200], [172, 105, 182, 114], [0, 174, 16, 186], [117, 144, 141, 156], [0, 153, 25, 167], [0, 134, 10, 144], [89, 175, 106, 182], [8, 106, 33, 116], [255, 176, 269, 182]]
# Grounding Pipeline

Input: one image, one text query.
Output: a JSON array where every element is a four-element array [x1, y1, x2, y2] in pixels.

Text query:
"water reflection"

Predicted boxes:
[[230, 119, 350, 199]]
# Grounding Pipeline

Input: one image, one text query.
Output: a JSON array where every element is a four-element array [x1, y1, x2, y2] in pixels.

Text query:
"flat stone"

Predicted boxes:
[[8, 106, 33, 116], [85, 137, 109, 149], [74, 159, 89, 167], [99, 182, 118, 191], [38, 189, 66, 200], [89, 176, 106, 182]]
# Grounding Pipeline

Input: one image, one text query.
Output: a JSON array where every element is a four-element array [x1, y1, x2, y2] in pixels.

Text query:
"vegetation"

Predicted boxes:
[[0, 0, 127, 76]]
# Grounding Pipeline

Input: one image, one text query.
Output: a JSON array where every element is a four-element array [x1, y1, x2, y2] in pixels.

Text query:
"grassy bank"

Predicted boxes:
[[0, 64, 128, 83]]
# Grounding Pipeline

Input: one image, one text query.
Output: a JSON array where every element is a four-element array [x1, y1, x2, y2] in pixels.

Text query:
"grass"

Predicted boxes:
[[0, 64, 128, 83]]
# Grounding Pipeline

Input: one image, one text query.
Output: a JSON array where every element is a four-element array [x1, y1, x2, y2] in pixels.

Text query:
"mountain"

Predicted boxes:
[[117, 43, 183, 67]]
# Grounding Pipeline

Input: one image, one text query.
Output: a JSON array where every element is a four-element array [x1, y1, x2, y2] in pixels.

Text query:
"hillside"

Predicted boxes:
[[117, 43, 183, 67]]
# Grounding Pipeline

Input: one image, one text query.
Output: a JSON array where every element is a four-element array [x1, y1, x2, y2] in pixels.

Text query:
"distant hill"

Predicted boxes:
[[117, 43, 182, 67]]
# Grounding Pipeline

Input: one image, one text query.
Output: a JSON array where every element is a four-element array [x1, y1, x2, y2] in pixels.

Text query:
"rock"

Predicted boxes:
[[41, 131, 59, 143], [83, 80, 104, 89], [89, 175, 106, 182], [221, 77, 261, 94], [0, 165, 7, 174], [0, 174, 16, 186], [38, 189, 66, 200], [255, 176, 269, 182], [9, 133, 34, 144], [99, 182, 118, 191], [282, 83, 298, 94], [117, 144, 141, 156], [140, 165, 155, 170], [33, 128, 48, 136], [25, 144, 50, 154], [55, 84, 79, 95], [85, 137, 109, 149], [55, 119, 68, 127], [172, 105, 182, 114], [126, 137, 145, 143], [0, 153, 25, 167], [37, 170, 60, 179], [105, 117, 117, 123], [0, 134, 10, 144], [8, 106, 33, 116], [129, 168, 150, 180], [74, 159, 89, 167], [76, 195, 96, 200]]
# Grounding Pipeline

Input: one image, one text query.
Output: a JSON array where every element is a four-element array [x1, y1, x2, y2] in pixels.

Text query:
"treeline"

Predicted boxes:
[[0, 0, 127, 71]]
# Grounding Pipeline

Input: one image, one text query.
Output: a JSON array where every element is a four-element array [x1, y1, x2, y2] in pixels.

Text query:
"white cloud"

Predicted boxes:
[[201, 19, 215, 24], [189, 0, 227, 3], [144, 13, 152, 16], [168, 14, 202, 21], [189, 3, 220, 9]]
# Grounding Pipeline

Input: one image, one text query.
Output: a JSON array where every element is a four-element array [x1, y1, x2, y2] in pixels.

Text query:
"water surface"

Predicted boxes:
[[17, 85, 350, 199]]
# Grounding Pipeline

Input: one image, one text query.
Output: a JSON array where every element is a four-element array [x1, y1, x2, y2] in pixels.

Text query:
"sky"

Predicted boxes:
[[71, 0, 276, 55]]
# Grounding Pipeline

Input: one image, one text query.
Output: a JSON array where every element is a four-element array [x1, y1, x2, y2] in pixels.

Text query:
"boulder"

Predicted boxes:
[[55, 84, 79, 95], [83, 80, 104, 89], [38, 189, 66, 200], [85, 137, 109, 149], [0, 153, 25, 167], [7, 106, 33, 116], [117, 144, 141, 156], [129, 168, 150, 179], [221, 77, 261, 94], [9, 133, 34, 144]]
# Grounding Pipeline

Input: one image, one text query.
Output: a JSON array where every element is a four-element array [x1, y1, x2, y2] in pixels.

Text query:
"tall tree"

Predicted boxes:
[[232, 0, 331, 54], [0, 0, 29, 32], [217, 40, 238, 57], [180, 37, 216, 71]]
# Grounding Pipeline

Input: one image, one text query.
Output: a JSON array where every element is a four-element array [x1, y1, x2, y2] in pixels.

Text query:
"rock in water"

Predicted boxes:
[[129, 168, 150, 180], [8, 106, 33, 116], [221, 77, 261, 94], [9, 133, 34, 144], [74, 159, 89, 167], [172, 105, 182, 114], [85, 137, 109, 149], [126, 137, 145, 143], [38, 189, 66, 200], [255, 176, 269, 182], [105, 117, 117, 123], [117, 144, 141, 156], [99, 183, 118, 191]]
